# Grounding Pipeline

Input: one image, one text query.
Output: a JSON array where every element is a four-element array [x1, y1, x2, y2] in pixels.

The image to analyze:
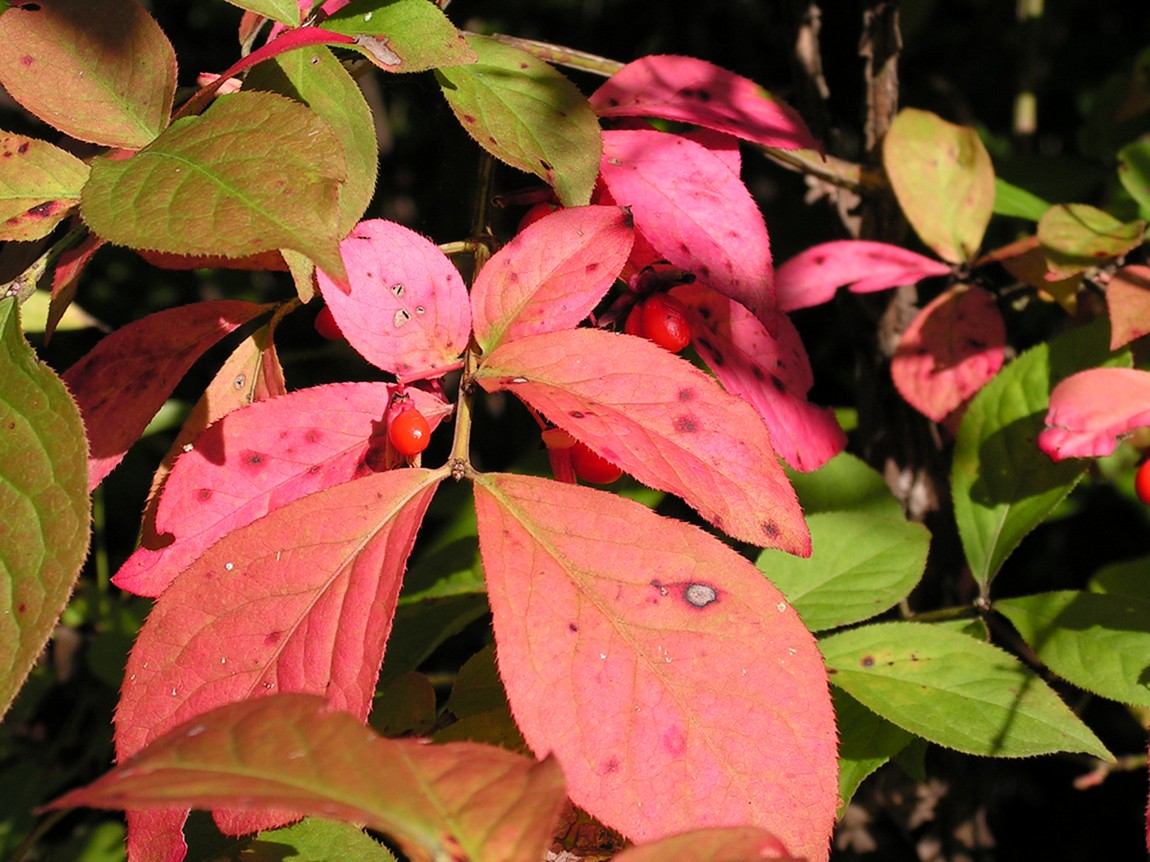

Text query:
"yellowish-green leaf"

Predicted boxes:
[[1038, 203, 1146, 279], [322, 0, 477, 73], [0, 133, 89, 242], [223, 0, 302, 25]]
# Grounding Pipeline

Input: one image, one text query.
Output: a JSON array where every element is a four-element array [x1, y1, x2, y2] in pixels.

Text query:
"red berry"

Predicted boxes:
[[570, 441, 622, 484], [517, 201, 558, 233], [640, 294, 691, 353], [314, 305, 344, 341], [624, 303, 645, 337], [389, 408, 431, 457], [1136, 459, 1150, 505]]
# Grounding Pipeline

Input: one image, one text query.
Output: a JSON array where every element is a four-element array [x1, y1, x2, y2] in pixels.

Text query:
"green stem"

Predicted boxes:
[[483, 33, 624, 78]]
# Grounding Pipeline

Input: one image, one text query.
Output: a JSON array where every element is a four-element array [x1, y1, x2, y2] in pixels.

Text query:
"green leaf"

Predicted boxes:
[[833, 687, 913, 816], [0, 134, 89, 242], [208, 818, 398, 862], [0, 296, 90, 721], [996, 590, 1150, 708], [883, 108, 995, 263], [223, 0, 302, 25], [952, 320, 1125, 589], [244, 44, 378, 234], [322, 0, 477, 72], [81, 91, 348, 285], [0, 0, 175, 148], [993, 177, 1051, 222], [1118, 140, 1150, 219], [785, 451, 903, 518], [437, 34, 601, 207], [1038, 203, 1146, 278], [756, 511, 929, 632], [1091, 554, 1150, 599], [820, 621, 1111, 759]]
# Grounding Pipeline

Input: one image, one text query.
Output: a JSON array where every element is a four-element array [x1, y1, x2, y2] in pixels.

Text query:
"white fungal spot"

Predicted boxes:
[[599, 652, 607, 660], [233, 374, 246, 389], [186, 724, 206, 737], [275, 551, 282, 562], [225, 562, 234, 571], [171, 688, 178, 696], [685, 583, 717, 608], [509, 377, 528, 384], [776, 601, 787, 613], [182, 443, 194, 452], [220, 657, 227, 665], [364, 10, 372, 20], [393, 309, 411, 327], [287, 750, 305, 760], [390, 283, 405, 297], [788, 647, 797, 656]]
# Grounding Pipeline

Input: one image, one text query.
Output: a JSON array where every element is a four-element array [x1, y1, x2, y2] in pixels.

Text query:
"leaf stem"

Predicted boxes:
[[481, 33, 625, 78]]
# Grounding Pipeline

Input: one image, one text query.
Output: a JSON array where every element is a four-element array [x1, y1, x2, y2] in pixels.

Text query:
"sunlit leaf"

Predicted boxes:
[[470, 205, 633, 353], [1038, 203, 1146, 279], [820, 621, 1111, 758], [321, 0, 476, 72], [62, 300, 271, 490], [775, 240, 951, 312], [1106, 264, 1150, 349], [611, 826, 799, 862], [0, 297, 89, 720], [883, 108, 995, 263], [212, 818, 398, 862], [316, 219, 471, 380], [1040, 367, 1150, 460], [833, 688, 912, 816], [993, 177, 1051, 221], [57, 694, 565, 862], [0, 0, 176, 147], [891, 285, 1006, 422], [473, 472, 838, 862], [0, 133, 89, 241], [223, 0, 301, 25], [82, 91, 349, 285], [589, 54, 820, 153], [438, 35, 600, 206], [114, 469, 442, 859], [474, 328, 809, 553]]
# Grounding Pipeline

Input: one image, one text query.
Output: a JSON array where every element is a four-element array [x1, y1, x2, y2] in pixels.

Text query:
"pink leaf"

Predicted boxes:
[[56, 695, 565, 862], [1106, 264, 1150, 349], [613, 827, 799, 862], [62, 300, 271, 491], [470, 205, 634, 352], [599, 129, 776, 328], [671, 284, 845, 472], [589, 55, 821, 153], [113, 382, 448, 598], [775, 240, 952, 312], [115, 467, 442, 861], [473, 472, 837, 861], [1040, 368, 1150, 460], [474, 328, 809, 553], [891, 286, 1006, 422], [316, 219, 471, 381]]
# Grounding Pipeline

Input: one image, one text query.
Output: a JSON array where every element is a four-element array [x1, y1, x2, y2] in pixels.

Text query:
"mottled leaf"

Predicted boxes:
[[114, 382, 449, 597], [58, 694, 565, 862], [883, 109, 995, 263], [774, 240, 951, 312], [891, 285, 1006, 422], [0, 0, 176, 147], [315, 219, 471, 380], [756, 511, 929, 632], [438, 35, 600, 206], [0, 296, 89, 720], [996, 590, 1150, 708], [244, 44, 378, 234], [671, 283, 844, 471], [1038, 203, 1146, 279], [114, 469, 442, 860], [321, 0, 476, 73], [1040, 367, 1150, 460], [611, 827, 798, 862], [62, 300, 271, 490], [81, 91, 349, 286], [471, 205, 633, 353], [600, 129, 775, 326], [473, 472, 837, 861], [474, 328, 809, 553], [820, 621, 1111, 758], [0, 133, 89, 242], [589, 54, 820, 153], [1106, 264, 1150, 349]]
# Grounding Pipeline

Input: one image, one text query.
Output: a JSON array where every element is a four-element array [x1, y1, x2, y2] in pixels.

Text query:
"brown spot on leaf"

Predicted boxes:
[[585, 262, 600, 274], [861, 655, 875, 668], [240, 451, 265, 470], [304, 429, 321, 444], [677, 387, 694, 402], [19, 55, 33, 68], [762, 521, 780, 538], [603, 756, 620, 773], [570, 411, 585, 419], [197, 488, 212, 502], [568, 622, 578, 632], [672, 414, 697, 433], [264, 631, 283, 646], [683, 583, 717, 608]]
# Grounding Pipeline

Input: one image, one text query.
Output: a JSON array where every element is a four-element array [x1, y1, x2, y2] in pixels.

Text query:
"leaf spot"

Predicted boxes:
[[241, 450, 265, 469], [776, 601, 787, 613], [393, 309, 412, 327], [672, 414, 698, 433], [677, 387, 694, 402], [264, 631, 283, 646], [650, 579, 669, 597], [603, 757, 620, 773], [860, 655, 875, 668], [390, 283, 405, 297], [224, 562, 234, 571], [19, 55, 34, 67], [684, 583, 717, 608], [186, 724, 206, 737], [662, 726, 687, 756], [232, 374, 246, 389], [568, 622, 577, 632], [762, 521, 780, 538], [197, 488, 212, 502]]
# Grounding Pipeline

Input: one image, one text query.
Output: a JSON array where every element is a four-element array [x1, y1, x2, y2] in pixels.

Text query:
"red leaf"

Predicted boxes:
[[599, 129, 776, 328], [474, 328, 809, 553], [113, 382, 448, 598], [671, 284, 845, 472], [775, 240, 952, 312], [473, 473, 837, 861], [1106, 264, 1150, 349], [891, 286, 1006, 422], [56, 695, 566, 862], [470, 205, 634, 352], [1040, 368, 1150, 460], [46, 230, 105, 343], [136, 249, 289, 271], [115, 467, 442, 860], [613, 827, 800, 862], [590, 55, 821, 153], [62, 300, 271, 490], [316, 219, 471, 381]]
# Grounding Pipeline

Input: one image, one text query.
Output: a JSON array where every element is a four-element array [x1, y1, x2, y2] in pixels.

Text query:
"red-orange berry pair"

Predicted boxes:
[[624, 293, 691, 353]]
